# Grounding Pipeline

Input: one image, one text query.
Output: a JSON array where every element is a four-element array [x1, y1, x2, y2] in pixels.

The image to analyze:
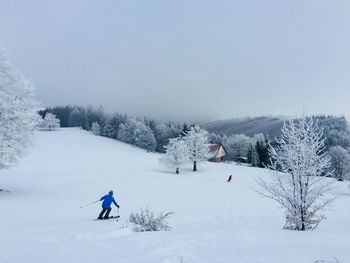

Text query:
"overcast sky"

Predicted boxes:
[[1, 0, 350, 121]]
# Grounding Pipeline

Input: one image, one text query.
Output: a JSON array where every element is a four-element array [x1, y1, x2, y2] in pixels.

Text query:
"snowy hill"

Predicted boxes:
[[0, 128, 349, 263]]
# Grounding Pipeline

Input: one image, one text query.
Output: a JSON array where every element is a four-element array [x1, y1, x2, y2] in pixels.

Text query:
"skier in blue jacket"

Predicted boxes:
[[98, 190, 120, 219]]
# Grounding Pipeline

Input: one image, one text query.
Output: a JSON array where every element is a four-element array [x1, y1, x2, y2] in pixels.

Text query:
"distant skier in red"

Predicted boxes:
[[227, 175, 232, 182]]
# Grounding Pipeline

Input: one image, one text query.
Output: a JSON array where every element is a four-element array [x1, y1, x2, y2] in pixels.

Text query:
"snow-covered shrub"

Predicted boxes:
[[129, 208, 174, 232], [257, 117, 334, 231], [0, 49, 41, 169], [38, 113, 60, 130], [91, 122, 101, 135]]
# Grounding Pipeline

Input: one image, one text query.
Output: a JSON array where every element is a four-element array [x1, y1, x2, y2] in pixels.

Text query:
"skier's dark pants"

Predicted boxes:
[[99, 208, 111, 219]]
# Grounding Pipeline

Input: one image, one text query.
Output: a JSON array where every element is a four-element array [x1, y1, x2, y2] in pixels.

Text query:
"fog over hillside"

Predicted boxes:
[[202, 116, 286, 138]]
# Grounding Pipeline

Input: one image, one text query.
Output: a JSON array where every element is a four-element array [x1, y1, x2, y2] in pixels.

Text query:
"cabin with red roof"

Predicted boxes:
[[208, 144, 226, 163]]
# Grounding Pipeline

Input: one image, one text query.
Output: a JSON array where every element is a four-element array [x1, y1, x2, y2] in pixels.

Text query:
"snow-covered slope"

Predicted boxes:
[[0, 128, 349, 263]]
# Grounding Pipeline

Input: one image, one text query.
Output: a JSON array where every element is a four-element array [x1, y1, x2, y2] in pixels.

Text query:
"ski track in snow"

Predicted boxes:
[[0, 128, 349, 263]]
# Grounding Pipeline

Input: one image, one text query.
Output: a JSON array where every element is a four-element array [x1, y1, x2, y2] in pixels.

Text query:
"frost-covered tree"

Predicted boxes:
[[160, 138, 189, 174], [117, 120, 135, 144], [328, 146, 350, 181], [257, 117, 334, 231], [118, 119, 157, 152], [183, 126, 210, 171], [38, 113, 60, 130], [134, 121, 157, 152], [91, 122, 101, 136], [102, 117, 116, 138], [101, 113, 126, 139], [208, 132, 223, 145], [0, 49, 41, 170], [223, 134, 253, 162]]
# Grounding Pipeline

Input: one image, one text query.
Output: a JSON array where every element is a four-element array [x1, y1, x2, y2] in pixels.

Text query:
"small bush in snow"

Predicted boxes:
[[129, 208, 174, 232]]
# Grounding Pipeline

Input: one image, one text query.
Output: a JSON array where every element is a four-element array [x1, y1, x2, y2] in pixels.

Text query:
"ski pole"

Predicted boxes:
[[79, 200, 100, 208]]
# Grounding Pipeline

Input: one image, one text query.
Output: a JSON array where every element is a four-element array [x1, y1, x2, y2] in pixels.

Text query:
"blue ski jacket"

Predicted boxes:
[[100, 193, 119, 209]]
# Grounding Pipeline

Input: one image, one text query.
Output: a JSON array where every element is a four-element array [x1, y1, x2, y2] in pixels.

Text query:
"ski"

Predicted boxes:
[[94, 216, 120, 221]]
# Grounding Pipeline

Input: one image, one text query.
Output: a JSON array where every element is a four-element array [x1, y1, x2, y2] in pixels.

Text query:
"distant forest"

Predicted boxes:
[[41, 105, 350, 180]]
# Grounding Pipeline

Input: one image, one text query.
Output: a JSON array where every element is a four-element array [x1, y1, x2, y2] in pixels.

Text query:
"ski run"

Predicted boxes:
[[1, 128, 350, 263]]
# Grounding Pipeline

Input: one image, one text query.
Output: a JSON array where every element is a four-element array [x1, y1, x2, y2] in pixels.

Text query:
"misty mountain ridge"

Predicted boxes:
[[202, 115, 349, 139], [202, 116, 287, 138]]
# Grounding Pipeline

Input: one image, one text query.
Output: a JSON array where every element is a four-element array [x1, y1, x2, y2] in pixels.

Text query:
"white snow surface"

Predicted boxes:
[[0, 128, 349, 263]]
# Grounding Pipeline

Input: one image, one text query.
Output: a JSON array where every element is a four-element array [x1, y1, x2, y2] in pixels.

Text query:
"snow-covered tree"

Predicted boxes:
[[101, 114, 126, 139], [38, 113, 60, 130], [257, 117, 334, 231], [328, 146, 350, 181], [160, 138, 189, 174], [117, 120, 135, 144], [0, 49, 41, 169], [208, 132, 223, 144], [118, 119, 157, 152], [134, 121, 157, 152], [91, 122, 101, 136], [183, 126, 210, 171], [223, 134, 253, 162]]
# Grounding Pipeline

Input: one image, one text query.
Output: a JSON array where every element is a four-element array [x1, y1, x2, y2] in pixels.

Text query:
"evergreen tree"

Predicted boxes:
[[247, 144, 260, 167], [181, 123, 191, 137], [153, 123, 171, 153], [255, 139, 269, 168], [68, 106, 86, 127]]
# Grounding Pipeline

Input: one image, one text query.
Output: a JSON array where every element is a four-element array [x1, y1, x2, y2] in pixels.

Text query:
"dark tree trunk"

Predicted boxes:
[[176, 168, 179, 174], [193, 161, 197, 171]]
